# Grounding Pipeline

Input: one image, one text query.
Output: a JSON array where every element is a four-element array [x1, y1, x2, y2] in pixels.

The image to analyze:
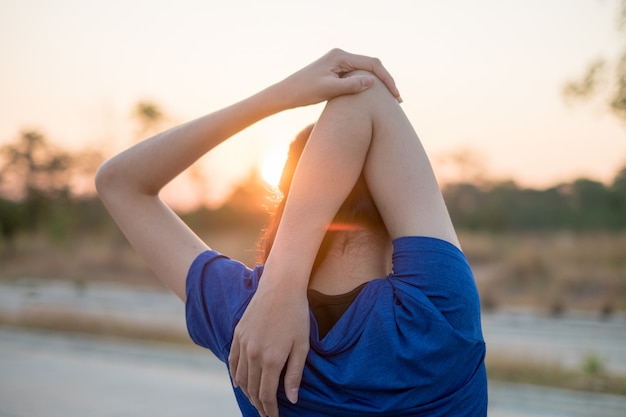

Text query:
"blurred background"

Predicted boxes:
[[1, 0, 625, 416]]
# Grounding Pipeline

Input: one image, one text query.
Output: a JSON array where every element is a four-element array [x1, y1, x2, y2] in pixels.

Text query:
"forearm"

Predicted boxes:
[[263, 92, 374, 290], [94, 84, 291, 300], [362, 76, 459, 246], [93, 50, 401, 305], [264, 73, 458, 291], [96, 86, 286, 197], [97, 49, 400, 199]]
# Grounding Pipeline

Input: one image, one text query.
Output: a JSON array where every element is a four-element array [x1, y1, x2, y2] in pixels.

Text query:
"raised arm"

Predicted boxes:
[[95, 49, 400, 301], [271, 71, 458, 260], [229, 71, 456, 417], [96, 88, 286, 301], [257, 72, 456, 296], [360, 74, 459, 245]]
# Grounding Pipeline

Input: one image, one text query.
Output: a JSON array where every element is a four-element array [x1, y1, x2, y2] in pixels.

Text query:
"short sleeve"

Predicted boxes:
[[390, 236, 483, 340], [185, 250, 262, 361]]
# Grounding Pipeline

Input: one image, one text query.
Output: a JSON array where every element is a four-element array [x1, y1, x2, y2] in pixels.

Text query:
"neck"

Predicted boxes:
[[308, 232, 392, 295]]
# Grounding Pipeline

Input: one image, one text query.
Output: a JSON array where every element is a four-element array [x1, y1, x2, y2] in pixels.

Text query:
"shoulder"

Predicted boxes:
[[389, 236, 483, 340], [185, 250, 264, 358], [391, 236, 471, 277], [186, 249, 263, 310], [188, 250, 260, 278]]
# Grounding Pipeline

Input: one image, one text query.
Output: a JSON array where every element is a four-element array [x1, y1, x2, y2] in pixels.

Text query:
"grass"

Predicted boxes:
[[0, 231, 159, 287], [0, 308, 193, 347], [3, 229, 625, 314], [2, 228, 625, 316], [486, 353, 626, 396], [460, 231, 626, 314], [0, 227, 262, 287]]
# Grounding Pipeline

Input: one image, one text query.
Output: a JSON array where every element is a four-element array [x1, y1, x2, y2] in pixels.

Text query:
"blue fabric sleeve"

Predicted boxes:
[[185, 250, 261, 361], [390, 236, 483, 341]]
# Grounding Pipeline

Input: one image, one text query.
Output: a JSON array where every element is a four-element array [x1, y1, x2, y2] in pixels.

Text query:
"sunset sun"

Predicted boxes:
[[260, 149, 287, 189]]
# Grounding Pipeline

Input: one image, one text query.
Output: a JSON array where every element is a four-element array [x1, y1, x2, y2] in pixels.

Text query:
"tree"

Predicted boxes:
[[564, 1, 626, 123], [134, 101, 166, 139], [0, 130, 102, 239], [0, 131, 73, 200]]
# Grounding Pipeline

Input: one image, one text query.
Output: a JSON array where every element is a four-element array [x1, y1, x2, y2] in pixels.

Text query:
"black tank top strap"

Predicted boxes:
[[307, 282, 368, 339]]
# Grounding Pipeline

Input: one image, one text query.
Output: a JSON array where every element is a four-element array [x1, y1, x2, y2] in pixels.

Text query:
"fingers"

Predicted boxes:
[[326, 74, 375, 97], [231, 343, 266, 416], [258, 359, 282, 417], [328, 48, 402, 102], [229, 335, 284, 417], [230, 336, 257, 412], [246, 356, 266, 416], [228, 334, 241, 385], [283, 340, 309, 404]]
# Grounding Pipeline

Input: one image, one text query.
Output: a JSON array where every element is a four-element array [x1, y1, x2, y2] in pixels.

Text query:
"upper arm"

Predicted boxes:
[[358, 76, 460, 247], [96, 164, 208, 302], [273, 75, 459, 258], [299, 73, 459, 248]]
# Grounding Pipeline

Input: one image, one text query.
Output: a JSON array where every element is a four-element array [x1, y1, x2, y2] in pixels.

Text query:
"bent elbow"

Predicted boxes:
[[95, 158, 123, 201]]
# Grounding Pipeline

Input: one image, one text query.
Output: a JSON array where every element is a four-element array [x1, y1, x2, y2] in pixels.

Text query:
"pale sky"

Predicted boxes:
[[1, 0, 625, 207]]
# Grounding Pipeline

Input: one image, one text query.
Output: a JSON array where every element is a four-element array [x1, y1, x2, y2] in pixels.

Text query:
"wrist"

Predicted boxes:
[[252, 80, 294, 115], [261, 254, 311, 293]]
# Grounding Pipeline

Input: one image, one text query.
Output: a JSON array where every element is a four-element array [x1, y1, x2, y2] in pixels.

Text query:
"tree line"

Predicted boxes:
[[444, 172, 626, 232], [1, 129, 625, 250]]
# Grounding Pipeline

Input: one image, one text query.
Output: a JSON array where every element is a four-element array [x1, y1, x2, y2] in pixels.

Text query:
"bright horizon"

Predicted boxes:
[[1, 0, 625, 208]]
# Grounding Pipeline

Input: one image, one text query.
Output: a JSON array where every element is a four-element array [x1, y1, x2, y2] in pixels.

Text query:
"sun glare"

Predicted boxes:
[[261, 149, 287, 189]]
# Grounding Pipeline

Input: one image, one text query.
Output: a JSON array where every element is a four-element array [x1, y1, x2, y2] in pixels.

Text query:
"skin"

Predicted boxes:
[[95, 48, 400, 301], [95, 49, 401, 415], [230, 71, 459, 417]]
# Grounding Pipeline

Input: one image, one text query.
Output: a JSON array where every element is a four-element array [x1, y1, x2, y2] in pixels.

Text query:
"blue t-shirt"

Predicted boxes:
[[186, 236, 487, 416]]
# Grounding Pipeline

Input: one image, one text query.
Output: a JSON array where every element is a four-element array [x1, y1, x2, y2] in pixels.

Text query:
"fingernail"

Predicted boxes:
[[287, 388, 299, 404], [359, 76, 375, 90], [397, 96, 403, 103]]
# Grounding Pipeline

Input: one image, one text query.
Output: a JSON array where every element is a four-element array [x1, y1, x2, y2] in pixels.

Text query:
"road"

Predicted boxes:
[[1, 327, 626, 417], [1, 279, 626, 416], [483, 310, 626, 373], [1, 279, 625, 373], [0, 327, 238, 417]]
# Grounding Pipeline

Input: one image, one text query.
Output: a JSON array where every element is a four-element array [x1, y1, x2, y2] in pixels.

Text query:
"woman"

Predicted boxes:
[[96, 49, 487, 417]]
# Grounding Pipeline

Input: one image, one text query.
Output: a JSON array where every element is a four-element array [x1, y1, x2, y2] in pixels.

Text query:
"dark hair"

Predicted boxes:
[[258, 124, 388, 271]]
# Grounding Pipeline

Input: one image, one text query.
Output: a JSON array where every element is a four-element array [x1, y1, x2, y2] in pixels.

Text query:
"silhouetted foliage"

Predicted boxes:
[[564, 1, 626, 123], [181, 170, 271, 234], [134, 101, 167, 139], [445, 163, 626, 231], [0, 130, 102, 243], [0, 199, 21, 249], [1, 125, 624, 249]]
